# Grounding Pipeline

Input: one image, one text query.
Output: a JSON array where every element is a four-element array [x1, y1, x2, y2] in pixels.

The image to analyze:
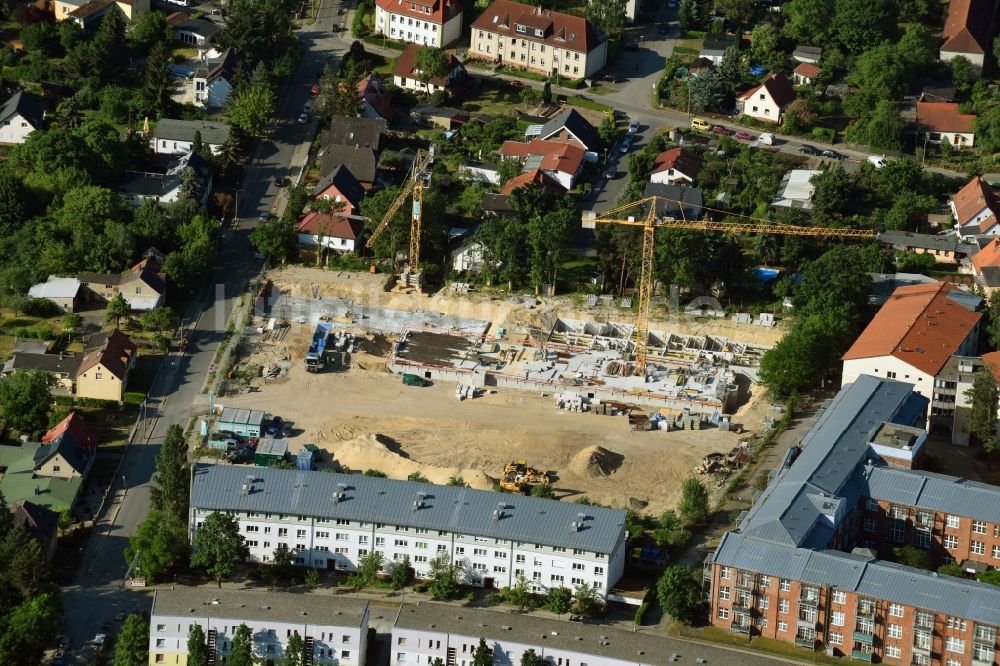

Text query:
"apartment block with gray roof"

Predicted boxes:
[[706, 375, 1000, 665], [189, 464, 628, 597]]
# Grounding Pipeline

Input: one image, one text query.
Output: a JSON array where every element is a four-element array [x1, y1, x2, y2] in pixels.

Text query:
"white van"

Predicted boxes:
[[757, 132, 775, 145], [867, 155, 888, 169]]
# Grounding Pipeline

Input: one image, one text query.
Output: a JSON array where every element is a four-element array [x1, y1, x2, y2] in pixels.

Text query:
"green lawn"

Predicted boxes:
[[557, 258, 600, 292]]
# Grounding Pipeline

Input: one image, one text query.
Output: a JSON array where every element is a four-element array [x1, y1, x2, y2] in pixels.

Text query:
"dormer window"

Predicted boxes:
[[534, 28, 543, 36], [516, 24, 525, 32], [492, 14, 498, 22]]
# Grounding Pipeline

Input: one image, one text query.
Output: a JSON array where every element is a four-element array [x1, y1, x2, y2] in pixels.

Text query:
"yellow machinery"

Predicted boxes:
[[583, 197, 876, 377], [365, 148, 434, 290], [500, 460, 551, 493]]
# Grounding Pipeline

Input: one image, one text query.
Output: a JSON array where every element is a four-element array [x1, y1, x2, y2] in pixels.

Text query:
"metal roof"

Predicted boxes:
[[151, 587, 369, 627], [863, 466, 1000, 524], [191, 464, 627, 553], [219, 408, 266, 426]]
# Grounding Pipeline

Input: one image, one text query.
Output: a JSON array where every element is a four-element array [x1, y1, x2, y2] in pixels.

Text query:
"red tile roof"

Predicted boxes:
[[793, 62, 821, 79], [499, 168, 567, 195], [739, 72, 796, 108], [842, 281, 982, 376], [42, 411, 97, 456], [375, 0, 463, 25], [297, 212, 364, 240], [471, 0, 603, 54], [972, 238, 1000, 272], [952, 176, 1000, 231], [916, 101, 976, 134], [392, 44, 463, 87], [651, 147, 701, 179], [982, 351, 1000, 384], [499, 139, 585, 176], [941, 0, 994, 55], [358, 75, 393, 121], [78, 329, 137, 381]]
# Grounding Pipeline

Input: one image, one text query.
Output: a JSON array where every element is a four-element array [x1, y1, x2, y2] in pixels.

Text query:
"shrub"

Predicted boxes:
[[21, 298, 62, 317], [352, 0, 372, 37], [634, 602, 649, 625], [811, 126, 836, 143], [124, 392, 146, 405]]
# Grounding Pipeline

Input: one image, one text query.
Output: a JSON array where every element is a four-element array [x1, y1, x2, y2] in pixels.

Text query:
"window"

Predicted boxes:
[[760, 575, 770, 588], [718, 607, 730, 620], [594, 566, 604, 576], [718, 586, 730, 601], [887, 371, 897, 379], [865, 498, 879, 511], [947, 617, 967, 631], [832, 591, 847, 605], [156, 625, 166, 632], [947, 515, 960, 528], [778, 599, 789, 614], [914, 529, 931, 549], [395, 539, 407, 547], [888, 624, 903, 639], [885, 645, 901, 659], [888, 603, 904, 617], [297, 529, 306, 538], [778, 621, 788, 633], [758, 596, 769, 610], [829, 633, 843, 646], [972, 541, 986, 555], [888, 520, 905, 543], [973, 520, 987, 534], [947, 660, 961, 666], [341, 651, 351, 659], [945, 535, 958, 549], [95, 372, 103, 380], [832, 612, 845, 627], [946, 637, 965, 653], [779, 578, 791, 591], [720, 567, 731, 579], [863, 517, 877, 533], [993, 545, 1000, 559], [156, 639, 165, 647]]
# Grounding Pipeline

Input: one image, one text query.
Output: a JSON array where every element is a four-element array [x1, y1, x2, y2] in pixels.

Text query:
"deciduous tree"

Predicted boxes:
[[227, 84, 276, 138], [964, 367, 999, 464], [187, 625, 210, 666], [0, 370, 51, 434], [472, 638, 492, 666], [105, 292, 132, 328], [656, 566, 702, 624], [191, 511, 250, 587], [678, 477, 710, 526], [113, 614, 149, 666], [285, 631, 305, 666], [545, 586, 572, 614], [229, 624, 254, 666]]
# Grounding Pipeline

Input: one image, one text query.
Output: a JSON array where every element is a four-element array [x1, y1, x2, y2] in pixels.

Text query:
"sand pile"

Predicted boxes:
[[568, 445, 624, 479], [326, 433, 493, 490]]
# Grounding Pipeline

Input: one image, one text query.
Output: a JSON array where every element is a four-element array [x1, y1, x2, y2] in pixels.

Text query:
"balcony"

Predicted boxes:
[[973, 658, 994, 666], [852, 651, 874, 662], [856, 605, 875, 619], [911, 642, 932, 656], [732, 603, 753, 615], [730, 621, 751, 635], [735, 579, 755, 592], [799, 594, 820, 608], [795, 636, 817, 649], [797, 616, 818, 629], [853, 631, 874, 643]]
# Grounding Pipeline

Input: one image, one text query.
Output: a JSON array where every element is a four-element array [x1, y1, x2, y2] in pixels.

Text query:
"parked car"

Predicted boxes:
[[821, 149, 844, 160], [711, 125, 731, 136], [509, 80, 526, 89], [402, 373, 430, 387], [228, 448, 254, 464], [867, 154, 888, 168], [623, 41, 640, 51], [259, 212, 272, 222], [628, 119, 640, 133], [691, 117, 712, 131], [620, 136, 633, 153], [310, 84, 320, 96], [734, 131, 754, 141], [798, 144, 819, 155], [266, 415, 283, 436], [298, 111, 310, 124], [337, 6, 345, 13], [91, 634, 107, 648], [605, 165, 617, 179], [52, 651, 65, 665], [658, 24, 669, 34], [757, 132, 775, 145], [210, 7, 225, 15], [603, 73, 623, 83]]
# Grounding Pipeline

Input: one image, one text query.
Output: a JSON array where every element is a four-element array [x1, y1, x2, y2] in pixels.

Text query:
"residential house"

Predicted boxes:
[[939, 0, 997, 69], [324, 116, 386, 152], [469, 0, 608, 79], [173, 17, 219, 47], [78, 261, 166, 311], [499, 138, 585, 189], [119, 150, 213, 208], [0, 412, 99, 512], [190, 463, 627, 595], [482, 192, 513, 215], [296, 212, 365, 252], [358, 75, 393, 121], [841, 281, 982, 430], [409, 103, 467, 129], [317, 144, 378, 190], [771, 169, 821, 210], [644, 183, 704, 220], [689, 56, 714, 77], [921, 85, 957, 102], [1, 347, 78, 392], [0, 90, 45, 145], [791, 44, 822, 63], [951, 176, 1000, 237], [457, 160, 500, 184], [649, 147, 701, 185], [391, 43, 467, 95], [192, 48, 237, 109], [878, 230, 977, 264], [374, 0, 463, 47], [148, 589, 370, 666], [75, 329, 138, 402], [499, 168, 566, 195], [150, 118, 229, 155], [916, 101, 976, 147], [526, 107, 600, 152], [699, 34, 737, 65], [311, 165, 365, 212], [451, 237, 491, 272], [54, 0, 149, 27], [737, 72, 796, 123], [971, 237, 1000, 295], [940, 353, 1000, 445], [27, 276, 83, 312], [9, 500, 59, 560], [791, 62, 821, 85]]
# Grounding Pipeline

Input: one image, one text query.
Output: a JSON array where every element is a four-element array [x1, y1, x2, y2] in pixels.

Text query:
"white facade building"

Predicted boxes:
[[374, 0, 464, 47], [0, 90, 44, 145], [148, 588, 369, 666], [189, 464, 627, 598]]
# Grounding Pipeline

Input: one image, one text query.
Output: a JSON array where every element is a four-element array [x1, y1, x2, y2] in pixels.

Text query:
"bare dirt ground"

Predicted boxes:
[[224, 332, 776, 516]]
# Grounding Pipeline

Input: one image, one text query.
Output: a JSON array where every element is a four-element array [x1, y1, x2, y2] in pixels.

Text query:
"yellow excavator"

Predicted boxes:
[[500, 460, 550, 493]]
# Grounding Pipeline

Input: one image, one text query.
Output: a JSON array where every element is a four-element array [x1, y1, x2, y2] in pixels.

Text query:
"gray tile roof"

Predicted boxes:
[[539, 109, 599, 151], [152, 118, 230, 146], [394, 602, 791, 666], [324, 116, 386, 151], [150, 588, 369, 627], [877, 230, 976, 254], [643, 183, 704, 221], [318, 145, 378, 184], [191, 464, 627, 553], [0, 90, 45, 129], [862, 466, 1000, 524]]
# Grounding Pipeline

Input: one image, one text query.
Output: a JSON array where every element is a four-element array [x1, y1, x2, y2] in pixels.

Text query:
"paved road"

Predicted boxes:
[[59, 2, 352, 661]]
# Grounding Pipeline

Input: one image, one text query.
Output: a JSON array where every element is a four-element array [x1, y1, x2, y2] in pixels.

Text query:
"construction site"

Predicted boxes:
[[210, 266, 785, 514]]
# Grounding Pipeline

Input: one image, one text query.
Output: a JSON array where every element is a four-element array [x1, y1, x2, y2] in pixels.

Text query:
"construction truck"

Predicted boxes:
[[499, 460, 550, 493], [305, 322, 332, 372]]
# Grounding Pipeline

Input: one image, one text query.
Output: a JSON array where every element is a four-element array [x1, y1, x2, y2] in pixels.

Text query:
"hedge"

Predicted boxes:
[[566, 95, 612, 113], [362, 35, 408, 51], [634, 601, 649, 625], [124, 392, 146, 405], [352, 0, 372, 37]]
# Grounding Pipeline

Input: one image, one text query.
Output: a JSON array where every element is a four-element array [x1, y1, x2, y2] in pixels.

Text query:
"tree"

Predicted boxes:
[[937, 563, 965, 577], [964, 367, 999, 463], [951, 56, 976, 93], [304, 567, 320, 588], [988, 292, 1000, 350], [105, 292, 132, 328], [250, 215, 296, 263], [128, 10, 172, 52], [598, 113, 616, 145], [846, 100, 905, 154], [656, 566, 702, 623], [271, 542, 294, 578], [414, 46, 449, 86], [496, 158, 524, 187], [975, 106, 1000, 154], [406, 472, 429, 482], [749, 24, 783, 71], [179, 167, 204, 203], [809, 165, 855, 225], [472, 638, 492, 666], [542, 80, 552, 105], [447, 475, 469, 487], [285, 631, 305, 666], [571, 583, 603, 617], [687, 69, 730, 113], [113, 614, 149, 666], [521, 649, 543, 666], [428, 552, 460, 599], [124, 511, 189, 582], [93, 9, 126, 81], [978, 569, 1000, 586], [363, 468, 387, 477], [391, 555, 413, 589], [349, 551, 382, 589], [140, 307, 175, 334], [832, 0, 896, 54], [191, 511, 250, 587], [0, 370, 51, 434], [892, 545, 932, 570], [531, 483, 555, 499], [187, 625, 210, 666], [653, 509, 693, 549], [847, 44, 907, 100], [678, 477, 710, 526], [508, 576, 533, 610], [0, 592, 61, 665], [61, 312, 82, 336], [545, 586, 572, 614], [586, 0, 626, 36], [149, 423, 190, 515], [229, 624, 254, 666], [227, 84, 276, 138]]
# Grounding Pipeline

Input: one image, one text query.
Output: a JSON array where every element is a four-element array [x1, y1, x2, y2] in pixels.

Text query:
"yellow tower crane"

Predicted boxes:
[[582, 196, 877, 377], [365, 148, 435, 290]]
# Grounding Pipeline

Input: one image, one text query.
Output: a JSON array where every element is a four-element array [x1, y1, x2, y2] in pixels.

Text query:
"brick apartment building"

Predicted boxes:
[[706, 375, 1000, 665]]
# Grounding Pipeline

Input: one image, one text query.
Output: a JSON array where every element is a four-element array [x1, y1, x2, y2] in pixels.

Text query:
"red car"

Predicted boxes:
[[310, 84, 320, 96], [734, 131, 754, 141], [711, 125, 731, 136], [509, 80, 527, 89]]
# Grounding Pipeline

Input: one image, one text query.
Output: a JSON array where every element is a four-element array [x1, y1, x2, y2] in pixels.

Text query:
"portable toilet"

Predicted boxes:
[[296, 448, 314, 471]]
